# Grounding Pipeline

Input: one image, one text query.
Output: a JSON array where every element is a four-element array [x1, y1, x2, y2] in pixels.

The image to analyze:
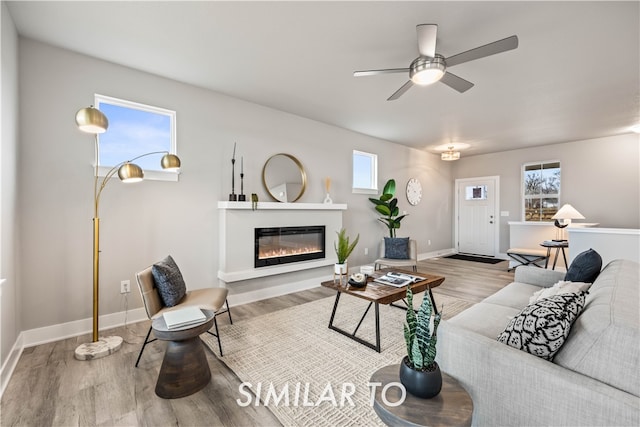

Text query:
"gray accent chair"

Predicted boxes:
[[374, 239, 418, 272], [135, 265, 232, 367]]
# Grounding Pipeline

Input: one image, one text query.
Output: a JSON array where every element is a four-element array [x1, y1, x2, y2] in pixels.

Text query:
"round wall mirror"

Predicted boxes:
[[262, 153, 307, 202]]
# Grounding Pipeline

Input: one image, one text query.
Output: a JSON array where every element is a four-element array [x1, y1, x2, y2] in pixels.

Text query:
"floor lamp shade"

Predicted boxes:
[[75, 106, 108, 134]]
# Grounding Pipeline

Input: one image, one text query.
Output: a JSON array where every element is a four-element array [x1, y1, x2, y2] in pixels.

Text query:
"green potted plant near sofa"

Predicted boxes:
[[368, 179, 407, 238], [334, 228, 360, 276], [400, 287, 442, 398]]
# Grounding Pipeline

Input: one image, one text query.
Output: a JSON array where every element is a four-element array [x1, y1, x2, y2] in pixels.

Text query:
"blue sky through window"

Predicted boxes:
[[97, 101, 172, 171]]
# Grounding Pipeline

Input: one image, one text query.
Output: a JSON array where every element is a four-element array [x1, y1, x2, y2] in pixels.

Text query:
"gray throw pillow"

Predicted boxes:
[[152, 255, 187, 307], [497, 292, 587, 361], [565, 248, 602, 283], [384, 237, 410, 259]]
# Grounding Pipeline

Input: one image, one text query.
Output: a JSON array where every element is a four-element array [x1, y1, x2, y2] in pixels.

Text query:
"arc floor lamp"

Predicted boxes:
[[74, 106, 181, 361]]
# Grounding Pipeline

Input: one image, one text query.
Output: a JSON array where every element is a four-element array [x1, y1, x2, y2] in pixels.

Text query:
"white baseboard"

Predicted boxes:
[[21, 307, 148, 349], [0, 332, 23, 399], [227, 275, 331, 307], [418, 247, 457, 260]]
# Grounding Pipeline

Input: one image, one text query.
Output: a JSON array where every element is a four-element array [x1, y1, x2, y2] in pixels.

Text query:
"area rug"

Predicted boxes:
[[202, 292, 473, 427], [445, 253, 504, 264]]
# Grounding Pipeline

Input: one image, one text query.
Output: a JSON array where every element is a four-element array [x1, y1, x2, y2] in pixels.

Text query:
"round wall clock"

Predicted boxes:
[[406, 178, 422, 206]]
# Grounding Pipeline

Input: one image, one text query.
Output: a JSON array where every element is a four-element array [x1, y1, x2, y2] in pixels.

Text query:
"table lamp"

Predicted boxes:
[[551, 204, 585, 241]]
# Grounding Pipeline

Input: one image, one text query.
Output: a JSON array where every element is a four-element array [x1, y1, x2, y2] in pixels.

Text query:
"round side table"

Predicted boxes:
[[370, 364, 473, 427], [152, 309, 215, 399]]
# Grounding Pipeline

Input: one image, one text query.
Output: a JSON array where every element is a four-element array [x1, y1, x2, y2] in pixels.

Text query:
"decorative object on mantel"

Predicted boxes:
[[323, 176, 333, 204], [251, 193, 259, 211], [74, 105, 181, 361], [262, 153, 307, 202], [238, 156, 246, 201], [334, 228, 359, 284], [552, 204, 585, 241], [369, 179, 407, 238], [229, 142, 237, 201], [400, 287, 442, 398]]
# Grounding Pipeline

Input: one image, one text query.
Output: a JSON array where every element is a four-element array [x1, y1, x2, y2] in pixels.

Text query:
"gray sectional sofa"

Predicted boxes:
[[437, 259, 639, 426]]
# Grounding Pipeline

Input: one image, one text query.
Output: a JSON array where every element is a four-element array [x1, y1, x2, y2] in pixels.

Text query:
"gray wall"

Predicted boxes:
[[452, 134, 640, 253], [17, 38, 453, 331], [1, 3, 20, 365]]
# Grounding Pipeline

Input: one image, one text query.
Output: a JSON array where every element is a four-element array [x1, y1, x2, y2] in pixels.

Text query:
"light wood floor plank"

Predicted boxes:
[[0, 257, 513, 426]]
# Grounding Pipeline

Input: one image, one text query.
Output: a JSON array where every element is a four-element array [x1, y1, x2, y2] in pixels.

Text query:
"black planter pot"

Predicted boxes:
[[399, 356, 442, 398]]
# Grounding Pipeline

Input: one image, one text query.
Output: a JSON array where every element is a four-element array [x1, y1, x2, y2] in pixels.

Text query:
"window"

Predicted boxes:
[[95, 94, 177, 181], [523, 161, 561, 221], [352, 150, 378, 194]]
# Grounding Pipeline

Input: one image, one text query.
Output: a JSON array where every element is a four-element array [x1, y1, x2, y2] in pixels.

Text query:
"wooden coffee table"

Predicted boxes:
[[370, 364, 473, 426], [151, 309, 215, 399], [320, 269, 445, 352]]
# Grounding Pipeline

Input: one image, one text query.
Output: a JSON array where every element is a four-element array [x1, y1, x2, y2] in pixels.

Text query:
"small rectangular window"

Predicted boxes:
[[352, 150, 378, 194], [465, 185, 487, 200], [523, 161, 561, 221], [95, 94, 178, 181]]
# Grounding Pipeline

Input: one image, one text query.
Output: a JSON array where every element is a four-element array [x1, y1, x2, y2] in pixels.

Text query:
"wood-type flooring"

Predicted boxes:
[[0, 257, 513, 426]]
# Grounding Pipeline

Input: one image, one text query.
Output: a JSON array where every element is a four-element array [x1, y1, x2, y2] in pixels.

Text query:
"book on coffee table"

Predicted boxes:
[[374, 271, 425, 287], [163, 306, 207, 330]]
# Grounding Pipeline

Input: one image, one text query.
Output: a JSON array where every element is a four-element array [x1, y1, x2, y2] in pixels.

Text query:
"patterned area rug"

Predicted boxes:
[[202, 292, 473, 427]]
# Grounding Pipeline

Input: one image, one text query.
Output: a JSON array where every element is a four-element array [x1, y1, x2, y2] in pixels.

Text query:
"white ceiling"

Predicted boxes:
[[7, 1, 640, 156]]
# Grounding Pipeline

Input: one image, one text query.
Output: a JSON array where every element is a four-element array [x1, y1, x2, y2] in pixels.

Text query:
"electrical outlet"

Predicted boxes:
[[428, 239, 432, 246], [120, 280, 131, 294], [364, 247, 369, 255]]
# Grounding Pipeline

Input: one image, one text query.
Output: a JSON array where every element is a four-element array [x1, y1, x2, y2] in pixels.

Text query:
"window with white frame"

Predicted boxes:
[[523, 161, 561, 221], [352, 150, 378, 194], [95, 94, 178, 181]]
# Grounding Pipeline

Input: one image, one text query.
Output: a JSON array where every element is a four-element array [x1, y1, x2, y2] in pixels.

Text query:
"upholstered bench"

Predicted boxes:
[[506, 247, 548, 270]]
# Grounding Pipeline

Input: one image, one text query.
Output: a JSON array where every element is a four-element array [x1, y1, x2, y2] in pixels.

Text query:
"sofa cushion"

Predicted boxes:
[[565, 248, 602, 283], [448, 302, 521, 340], [152, 255, 187, 307], [384, 237, 409, 259], [497, 292, 587, 360], [529, 280, 591, 304], [484, 282, 544, 310], [554, 259, 640, 397]]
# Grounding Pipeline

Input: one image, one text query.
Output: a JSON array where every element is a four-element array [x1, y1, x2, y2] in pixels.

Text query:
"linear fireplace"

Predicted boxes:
[[255, 226, 326, 268]]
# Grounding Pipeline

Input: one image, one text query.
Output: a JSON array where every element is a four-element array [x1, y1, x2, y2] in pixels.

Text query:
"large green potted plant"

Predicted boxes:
[[369, 179, 407, 238], [334, 228, 359, 275], [400, 287, 442, 398]]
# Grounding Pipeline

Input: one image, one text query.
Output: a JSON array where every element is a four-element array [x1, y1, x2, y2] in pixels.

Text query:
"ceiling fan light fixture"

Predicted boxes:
[[410, 55, 446, 85]]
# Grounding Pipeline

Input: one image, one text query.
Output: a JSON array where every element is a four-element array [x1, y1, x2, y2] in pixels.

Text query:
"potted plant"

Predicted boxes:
[[368, 179, 407, 238], [334, 228, 359, 275], [400, 287, 442, 398]]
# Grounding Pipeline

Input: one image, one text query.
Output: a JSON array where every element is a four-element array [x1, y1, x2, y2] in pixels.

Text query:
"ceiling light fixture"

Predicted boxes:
[[630, 124, 640, 134], [410, 54, 446, 85], [441, 146, 460, 161]]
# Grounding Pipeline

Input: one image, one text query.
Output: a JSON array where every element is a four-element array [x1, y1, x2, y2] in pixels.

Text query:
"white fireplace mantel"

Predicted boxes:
[[218, 202, 347, 282]]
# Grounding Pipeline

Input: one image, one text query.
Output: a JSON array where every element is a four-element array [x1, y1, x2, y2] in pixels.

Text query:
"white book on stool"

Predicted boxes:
[[163, 306, 206, 329]]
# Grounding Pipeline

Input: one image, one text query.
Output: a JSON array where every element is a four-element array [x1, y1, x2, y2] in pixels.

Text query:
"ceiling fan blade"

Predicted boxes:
[[416, 24, 438, 58], [387, 80, 413, 101], [439, 72, 474, 93], [353, 68, 409, 77], [445, 35, 518, 67]]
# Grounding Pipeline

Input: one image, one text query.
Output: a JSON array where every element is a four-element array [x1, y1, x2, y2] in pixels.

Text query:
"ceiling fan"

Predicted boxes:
[[354, 24, 518, 101]]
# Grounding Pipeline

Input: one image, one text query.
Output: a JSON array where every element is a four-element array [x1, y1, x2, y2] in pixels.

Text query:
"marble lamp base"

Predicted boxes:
[[74, 336, 123, 361]]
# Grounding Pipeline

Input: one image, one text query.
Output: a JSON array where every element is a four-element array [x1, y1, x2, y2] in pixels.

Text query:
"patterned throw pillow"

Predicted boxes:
[[152, 255, 187, 307], [497, 292, 587, 360], [384, 237, 410, 259]]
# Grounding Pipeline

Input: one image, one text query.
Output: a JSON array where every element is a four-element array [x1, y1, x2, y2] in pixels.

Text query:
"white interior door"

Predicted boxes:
[[456, 177, 497, 256]]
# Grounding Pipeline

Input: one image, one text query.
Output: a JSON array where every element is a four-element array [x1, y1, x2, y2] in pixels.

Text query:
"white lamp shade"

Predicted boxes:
[[552, 204, 585, 220]]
